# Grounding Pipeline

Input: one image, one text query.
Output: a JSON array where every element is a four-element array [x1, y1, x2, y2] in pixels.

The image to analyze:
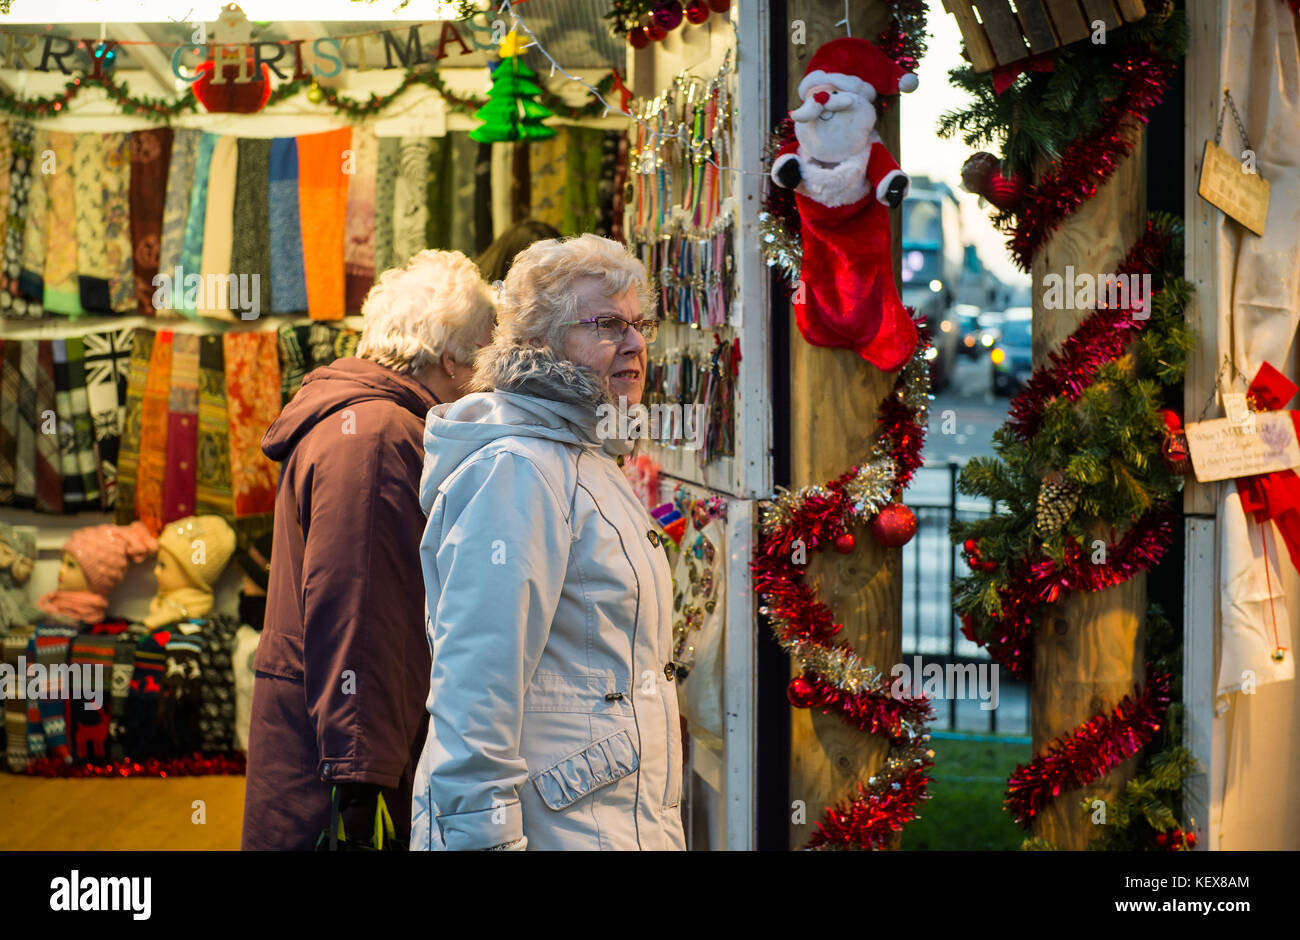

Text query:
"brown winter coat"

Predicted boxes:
[[241, 357, 437, 850]]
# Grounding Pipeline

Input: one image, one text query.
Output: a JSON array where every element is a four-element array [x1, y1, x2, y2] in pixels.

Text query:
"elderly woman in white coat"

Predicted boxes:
[[410, 234, 685, 851]]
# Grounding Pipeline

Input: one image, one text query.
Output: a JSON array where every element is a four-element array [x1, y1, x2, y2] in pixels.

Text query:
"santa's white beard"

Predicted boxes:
[[793, 97, 876, 164]]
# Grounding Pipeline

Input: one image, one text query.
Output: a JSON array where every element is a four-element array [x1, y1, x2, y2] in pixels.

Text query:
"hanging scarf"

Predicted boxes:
[[223, 330, 280, 518], [344, 125, 377, 312], [373, 136, 399, 277], [18, 127, 47, 309], [34, 340, 62, 513], [231, 137, 272, 319], [199, 135, 239, 321], [75, 132, 112, 313], [179, 133, 217, 318], [195, 333, 233, 516], [277, 323, 309, 404], [42, 131, 81, 316], [393, 136, 430, 268], [130, 128, 174, 315], [157, 128, 200, 309], [268, 137, 307, 313], [163, 332, 199, 524], [51, 339, 85, 510], [297, 127, 352, 320], [63, 336, 100, 509], [37, 590, 108, 626], [1, 122, 37, 318], [144, 586, 214, 629], [115, 329, 154, 524], [134, 330, 173, 533], [14, 340, 37, 507], [83, 327, 132, 509], [0, 339, 16, 504], [425, 135, 453, 250], [103, 133, 136, 314]]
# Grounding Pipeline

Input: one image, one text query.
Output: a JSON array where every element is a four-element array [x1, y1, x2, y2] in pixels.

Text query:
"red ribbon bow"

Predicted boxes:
[[1235, 361, 1300, 577], [991, 52, 1056, 96]]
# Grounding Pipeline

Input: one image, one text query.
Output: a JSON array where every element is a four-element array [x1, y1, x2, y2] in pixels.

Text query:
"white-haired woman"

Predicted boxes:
[[244, 249, 495, 851], [410, 234, 685, 851]]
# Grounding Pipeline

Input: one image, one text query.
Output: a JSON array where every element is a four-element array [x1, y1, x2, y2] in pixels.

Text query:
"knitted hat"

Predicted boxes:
[[63, 522, 158, 598], [0, 524, 37, 575], [798, 37, 919, 103], [156, 516, 237, 591]]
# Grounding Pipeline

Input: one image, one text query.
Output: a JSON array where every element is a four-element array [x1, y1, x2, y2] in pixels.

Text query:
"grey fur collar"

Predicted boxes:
[[471, 342, 610, 407]]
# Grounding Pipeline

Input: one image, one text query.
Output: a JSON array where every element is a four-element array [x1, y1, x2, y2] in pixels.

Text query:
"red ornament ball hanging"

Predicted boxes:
[[963, 538, 979, 556], [652, 1, 684, 30], [960, 151, 1027, 213], [787, 676, 817, 708], [871, 503, 917, 548], [684, 0, 710, 25], [627, 26, 650, 49], [645, 22, 667, 41], [833, 532, 856, 554], [707, 0, 731, 12]]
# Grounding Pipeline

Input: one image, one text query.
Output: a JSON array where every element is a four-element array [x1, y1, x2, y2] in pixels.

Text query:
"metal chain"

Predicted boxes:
[[1215, 89, 1253, 152]]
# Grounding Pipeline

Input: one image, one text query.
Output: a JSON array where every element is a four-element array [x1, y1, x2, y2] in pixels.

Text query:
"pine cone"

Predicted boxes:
[[1035, 471, 1081, 536]]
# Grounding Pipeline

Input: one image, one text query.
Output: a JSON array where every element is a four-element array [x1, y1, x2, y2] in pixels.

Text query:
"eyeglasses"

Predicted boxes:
[[560, 316, 660, 344]]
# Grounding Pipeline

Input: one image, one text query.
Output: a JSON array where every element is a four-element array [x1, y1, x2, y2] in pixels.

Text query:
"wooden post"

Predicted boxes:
[[1028, 127, 1147, 849], [785, 0, 903, 850]]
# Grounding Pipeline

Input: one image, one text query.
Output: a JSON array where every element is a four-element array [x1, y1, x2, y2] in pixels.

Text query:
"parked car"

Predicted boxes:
[[990, 309, 1033, 397], [955, 304, 983, 358], [977, 310, 1004, 354]]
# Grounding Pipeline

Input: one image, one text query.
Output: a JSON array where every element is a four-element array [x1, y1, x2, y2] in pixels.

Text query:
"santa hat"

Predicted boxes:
[[798, 37, 918, 103]]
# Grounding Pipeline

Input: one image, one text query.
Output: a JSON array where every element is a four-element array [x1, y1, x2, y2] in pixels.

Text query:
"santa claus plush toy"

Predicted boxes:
[[771, 38, 919, 372]]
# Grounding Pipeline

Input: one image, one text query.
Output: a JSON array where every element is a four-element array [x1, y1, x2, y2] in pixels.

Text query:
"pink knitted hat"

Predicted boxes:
[[63, 521, 158, 598]]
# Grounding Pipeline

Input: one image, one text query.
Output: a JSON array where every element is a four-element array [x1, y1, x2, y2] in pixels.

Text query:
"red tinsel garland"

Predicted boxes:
[[23, 753, 246, 778], [1009, 46, 1178, 270], [1005, 667, 1171, 828], [807, 753, 933, 850]]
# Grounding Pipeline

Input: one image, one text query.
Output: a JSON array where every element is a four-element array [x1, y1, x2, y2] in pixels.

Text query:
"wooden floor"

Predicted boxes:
[[0, 774, 246, 850]]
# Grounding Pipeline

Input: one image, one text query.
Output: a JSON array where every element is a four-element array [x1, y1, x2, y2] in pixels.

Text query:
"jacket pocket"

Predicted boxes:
[[530, 728, 639, 811]]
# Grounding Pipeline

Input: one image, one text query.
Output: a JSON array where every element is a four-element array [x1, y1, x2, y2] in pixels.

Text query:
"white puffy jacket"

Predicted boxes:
[[410, 345, 686, 851]]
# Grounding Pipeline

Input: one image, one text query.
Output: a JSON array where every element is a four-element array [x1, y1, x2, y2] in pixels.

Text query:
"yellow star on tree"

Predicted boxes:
[[498, 29, 526, 59]]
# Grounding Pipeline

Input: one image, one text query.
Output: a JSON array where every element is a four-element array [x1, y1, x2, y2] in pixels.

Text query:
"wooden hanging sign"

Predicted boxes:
[[1185, 412, 1299, 482], [1198, 140, 1270, 236]]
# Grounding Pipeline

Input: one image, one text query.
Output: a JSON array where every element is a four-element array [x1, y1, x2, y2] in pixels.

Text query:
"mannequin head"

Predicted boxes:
[[57, 552, 91, 593], [153, 546, 195, 595]]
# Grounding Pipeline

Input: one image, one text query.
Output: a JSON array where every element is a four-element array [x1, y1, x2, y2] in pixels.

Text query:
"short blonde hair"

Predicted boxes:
[[357, 249, 496, 375], [491, 234, 653, 351]]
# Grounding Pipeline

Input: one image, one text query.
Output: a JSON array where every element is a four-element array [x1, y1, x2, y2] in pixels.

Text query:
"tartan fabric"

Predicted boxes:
[[223, 330, 280, 518], [104, 132, 136, 313], [135, 330, 173, 534], [63, 336, 101, 510], [268, 137, 307, 313], [162, 332, 200, 523], [1, 122, 37, 318], [0, 339, 16, 503], [18, 127, 47, 309], [198, 135, 239, 321], [114, 329, 154, 525], [42, 131, 82, 316], [15, 340, 37, 507], [157, 128, 200, 309], [130, 127, 174, 315], [34, 341, 63, 513], [373, 136, 399, 277], [69, 634, 116, 763], [231, 138, 272, 319], [83, 327, 132, 510], [393, 136, 430, 268], [297, 127, 352, 320], [75, 132, 112, 313], [276, 323, 308, 405], [344, 125, 377, 313], [195, 334, 233, 517]]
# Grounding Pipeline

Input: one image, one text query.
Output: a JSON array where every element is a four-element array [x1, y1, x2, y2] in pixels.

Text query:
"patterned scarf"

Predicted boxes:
[[83, 328, 132, 510], [130, 128, 174, 315], [297, 127, 352, 320], [223, 331, 280, 519], [179, 132, 216, 318], [393, 136, 430, 268], [162, 331, 199, 524], [277, 323, 309, 404], [344, 125, 377, 313], [157, 128, 200, 307], [0, 339, 16, 503], [75, 133, 112, 313], [14, 340, 36, 507], [63, 336, 100, 509], [103, 133, 136, 313], [1, 122, 37, 318], [18, 127, 47, 309], [195, 333, 233, 516], [268, 137, 307, 313], [41, 131, 81, 316], [232, 138, 272, 319], [135, 330, 173, 533], [52, 339, 93, 511], [373, 136, 399, 277], [34, 341, 63, 513], [114, 328, 154, 524], [199, 136, 239, 321]]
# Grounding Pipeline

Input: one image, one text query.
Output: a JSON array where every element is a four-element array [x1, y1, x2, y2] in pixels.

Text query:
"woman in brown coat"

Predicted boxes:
[[241, 249, 495, 850]]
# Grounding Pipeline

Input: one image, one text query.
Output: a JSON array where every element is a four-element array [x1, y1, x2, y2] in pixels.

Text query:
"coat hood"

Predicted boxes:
[[262, 357, 437, 462], [419, 343, 628, 514]]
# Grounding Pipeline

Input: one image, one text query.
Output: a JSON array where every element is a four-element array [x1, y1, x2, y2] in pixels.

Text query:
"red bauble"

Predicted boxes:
[[787, 676, 817, 708], [1155, 831, 1168, 847], [963, 538, 979, 556], [192, 58, 272, 114], [652, 1, 684, 30], [834, 532, 856, 554], [627, 27, 650, 49], [960, 151, 1027, 212], [707, 0, 730, 11], [986, 168, 1027, 211], [871, 503, 917, 548], [684, 0, 710, 24], [645, 22, 667, 41]]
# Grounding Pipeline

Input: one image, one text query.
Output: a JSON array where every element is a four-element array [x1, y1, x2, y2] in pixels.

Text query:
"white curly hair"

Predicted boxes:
[[356, 249, 497, 375]]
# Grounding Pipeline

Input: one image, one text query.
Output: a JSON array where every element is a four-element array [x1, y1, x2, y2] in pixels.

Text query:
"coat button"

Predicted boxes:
[[647, 529, 660, 547], [664, 662, 676, 682]]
